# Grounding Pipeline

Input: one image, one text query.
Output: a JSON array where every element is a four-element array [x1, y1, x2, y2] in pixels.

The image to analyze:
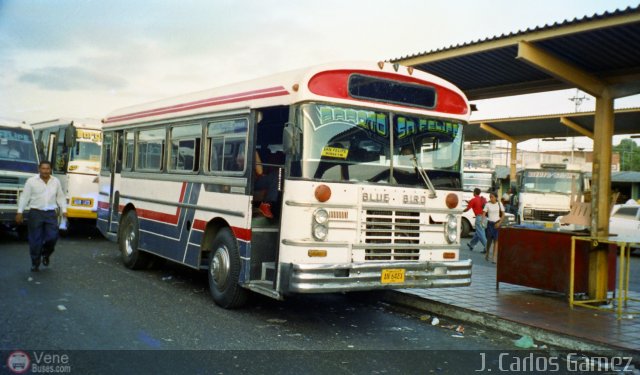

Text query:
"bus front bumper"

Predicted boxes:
[[280, 260, 472, 294]]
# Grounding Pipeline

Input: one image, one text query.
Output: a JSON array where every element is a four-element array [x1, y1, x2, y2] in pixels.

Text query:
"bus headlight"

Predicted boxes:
[[523, 208, 534, 219], [312, 223, 328, 241], [312, 208, 329, 241], [444, 214, 458, 244], [313, 208, 329, 224]]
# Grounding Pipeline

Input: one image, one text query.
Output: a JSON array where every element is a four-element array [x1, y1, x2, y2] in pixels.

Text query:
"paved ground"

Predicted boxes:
[[382, 238, 640, 360]]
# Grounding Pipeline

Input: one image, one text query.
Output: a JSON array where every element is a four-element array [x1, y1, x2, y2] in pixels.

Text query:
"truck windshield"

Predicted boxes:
[[0, 126, 38, 172], [521, 170, 583, 194], [295, 103, 463, 188]]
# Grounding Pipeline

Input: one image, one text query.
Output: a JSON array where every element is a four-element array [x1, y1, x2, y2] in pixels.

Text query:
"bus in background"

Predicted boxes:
[[0, 119, 39, 236], [516, 163, 588, 226], [31, 118, 102, 228], [98, 62, 472, 308]]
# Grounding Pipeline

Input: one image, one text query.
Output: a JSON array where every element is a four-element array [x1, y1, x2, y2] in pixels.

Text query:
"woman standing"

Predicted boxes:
[[483, 192, 504, 262]]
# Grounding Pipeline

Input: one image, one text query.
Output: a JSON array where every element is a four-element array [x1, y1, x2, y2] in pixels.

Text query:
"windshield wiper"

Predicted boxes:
[[408, 144, 437, 199]]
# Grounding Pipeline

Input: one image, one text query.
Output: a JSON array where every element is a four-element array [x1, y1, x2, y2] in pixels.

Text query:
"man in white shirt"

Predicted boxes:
[[15, 160, 67, 272]]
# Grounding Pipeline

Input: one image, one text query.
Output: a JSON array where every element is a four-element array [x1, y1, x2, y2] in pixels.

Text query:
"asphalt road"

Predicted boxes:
[[0, 225, 572, 375]]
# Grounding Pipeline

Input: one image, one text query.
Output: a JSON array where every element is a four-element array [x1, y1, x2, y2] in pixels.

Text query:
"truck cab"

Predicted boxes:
[[515, 163, 587, 227]]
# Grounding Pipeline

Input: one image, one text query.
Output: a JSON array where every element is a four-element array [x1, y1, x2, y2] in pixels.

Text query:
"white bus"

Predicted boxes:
[[97, 62, 472, 308], [0, 119, 39, 235], [31, 119, 103, 226]]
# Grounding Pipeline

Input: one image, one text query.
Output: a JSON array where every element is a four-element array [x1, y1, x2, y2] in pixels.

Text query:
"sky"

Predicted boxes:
[[1, 0, 639, 151]]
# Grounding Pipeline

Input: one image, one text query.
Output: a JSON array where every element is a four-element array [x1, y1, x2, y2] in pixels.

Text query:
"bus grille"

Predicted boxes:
[[0, 177, 19, 185], [0, 189, 19, 204], [362, 210, 421, 261], [533, 209, 569, 222]]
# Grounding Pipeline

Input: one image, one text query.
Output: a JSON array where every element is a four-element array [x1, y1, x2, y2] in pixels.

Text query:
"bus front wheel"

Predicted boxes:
[[208, 228, 247, 308], [119, 210, 150, 269], [461, 218, 472, 238]]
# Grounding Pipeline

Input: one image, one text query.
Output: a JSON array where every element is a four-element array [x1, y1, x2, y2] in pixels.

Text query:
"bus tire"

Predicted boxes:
[[119, 210, 150, 270], [208, 227, 247, 308], [461, 218, 471, 238]]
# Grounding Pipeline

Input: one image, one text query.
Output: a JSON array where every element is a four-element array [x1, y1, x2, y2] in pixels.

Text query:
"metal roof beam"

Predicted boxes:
[[479, 122, 517, 144], [559, 117, 594, 138], [516, 41, 607, 97]]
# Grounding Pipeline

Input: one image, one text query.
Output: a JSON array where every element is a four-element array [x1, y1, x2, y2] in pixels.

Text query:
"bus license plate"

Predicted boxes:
[[381, 269, 405, 284], [73, 199, 92, 206]]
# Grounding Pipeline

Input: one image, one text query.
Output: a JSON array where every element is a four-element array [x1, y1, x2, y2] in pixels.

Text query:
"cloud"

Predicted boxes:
[[19, 66, 127, 91]]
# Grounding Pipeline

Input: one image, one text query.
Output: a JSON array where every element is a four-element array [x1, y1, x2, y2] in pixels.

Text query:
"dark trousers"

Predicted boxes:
[[27, 209, 59, 266], [255, 172, 279, 202]]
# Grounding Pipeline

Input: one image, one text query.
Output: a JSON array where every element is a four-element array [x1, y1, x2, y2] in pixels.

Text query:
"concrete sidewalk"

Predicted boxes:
[[382, 251, 640, 357]]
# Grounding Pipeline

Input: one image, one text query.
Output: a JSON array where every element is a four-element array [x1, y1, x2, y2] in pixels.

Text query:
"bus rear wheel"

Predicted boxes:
[[208, 228, 247, 308], [119, 210, 150, 269]]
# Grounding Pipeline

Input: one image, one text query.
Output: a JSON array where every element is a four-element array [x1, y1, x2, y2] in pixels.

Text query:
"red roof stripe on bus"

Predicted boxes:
[[104, 86, 290, 123], [107, 86, 285, 121]]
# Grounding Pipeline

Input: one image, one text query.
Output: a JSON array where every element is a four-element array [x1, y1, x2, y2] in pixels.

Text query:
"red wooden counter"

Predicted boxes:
[[497, 227, 616, 294]]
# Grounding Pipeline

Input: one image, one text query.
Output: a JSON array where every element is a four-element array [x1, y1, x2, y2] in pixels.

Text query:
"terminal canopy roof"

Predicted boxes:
[[391, 6, 640, 102]]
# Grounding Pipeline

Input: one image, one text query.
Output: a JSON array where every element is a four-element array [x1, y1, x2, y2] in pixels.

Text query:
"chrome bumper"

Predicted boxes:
[[282, 259, 472, 293]]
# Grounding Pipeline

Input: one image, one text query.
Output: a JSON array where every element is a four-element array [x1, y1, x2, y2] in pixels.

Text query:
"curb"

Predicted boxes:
[[381, 290, 639, 358]]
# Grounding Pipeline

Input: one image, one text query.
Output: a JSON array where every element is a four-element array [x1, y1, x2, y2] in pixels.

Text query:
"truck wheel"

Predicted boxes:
[[119, 210, 150, 269], [461, 218, 472, 238], [208, 227, 247, 308]]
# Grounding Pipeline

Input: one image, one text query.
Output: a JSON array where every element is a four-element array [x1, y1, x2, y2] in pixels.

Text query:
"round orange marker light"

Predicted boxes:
[[445, 193, 459, 209], [315, 184, 331, 202]]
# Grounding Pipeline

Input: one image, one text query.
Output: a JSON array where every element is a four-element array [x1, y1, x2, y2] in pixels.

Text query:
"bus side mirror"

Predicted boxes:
[[65, 124, 77, 148]]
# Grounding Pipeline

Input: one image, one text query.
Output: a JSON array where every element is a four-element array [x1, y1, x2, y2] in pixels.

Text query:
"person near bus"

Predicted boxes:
[[253, 151, 278, 219], [507, 186, 518, 215], [483, 191, 504, 262], [463, 187, 487, 253], [15, 160, 67, 272]]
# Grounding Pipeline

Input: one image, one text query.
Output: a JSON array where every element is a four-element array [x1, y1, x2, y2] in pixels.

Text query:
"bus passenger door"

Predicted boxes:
[[107, 131, 123, 234]]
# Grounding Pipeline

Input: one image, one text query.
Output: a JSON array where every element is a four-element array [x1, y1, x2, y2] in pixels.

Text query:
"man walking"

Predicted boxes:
[[15, 160, 67, 272], [463, 188, 487, 253]]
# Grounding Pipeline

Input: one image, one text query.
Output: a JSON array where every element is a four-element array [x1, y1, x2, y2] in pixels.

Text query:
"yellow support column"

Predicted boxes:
[[590, 92, 614, 301], [510, 141, 518, 182]]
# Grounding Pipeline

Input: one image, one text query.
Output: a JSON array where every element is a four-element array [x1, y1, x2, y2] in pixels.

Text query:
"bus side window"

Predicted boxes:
[[124, 131, 134, 170], [225, 140, 246, 172], [209, 138, 223, 171], [207, 118, 248, 174], [169, 124, 201, 173], [101, 132, 113, 172]]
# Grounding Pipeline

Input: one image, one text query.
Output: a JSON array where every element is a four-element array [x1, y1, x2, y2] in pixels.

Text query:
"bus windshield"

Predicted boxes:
[[70, 140, 101, 163], [0, 126, 38, 172], [298, 103, 463, 188], [521, 170, 582, 194]]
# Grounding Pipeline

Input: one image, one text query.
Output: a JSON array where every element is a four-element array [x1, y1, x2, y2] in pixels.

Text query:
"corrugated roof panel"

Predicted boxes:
[[391, 5, 640, 62], [393, 6, 640, 100]]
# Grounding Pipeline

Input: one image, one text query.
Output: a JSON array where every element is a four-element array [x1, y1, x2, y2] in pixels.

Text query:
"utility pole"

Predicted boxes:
[[568, 89, 590, 163]]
